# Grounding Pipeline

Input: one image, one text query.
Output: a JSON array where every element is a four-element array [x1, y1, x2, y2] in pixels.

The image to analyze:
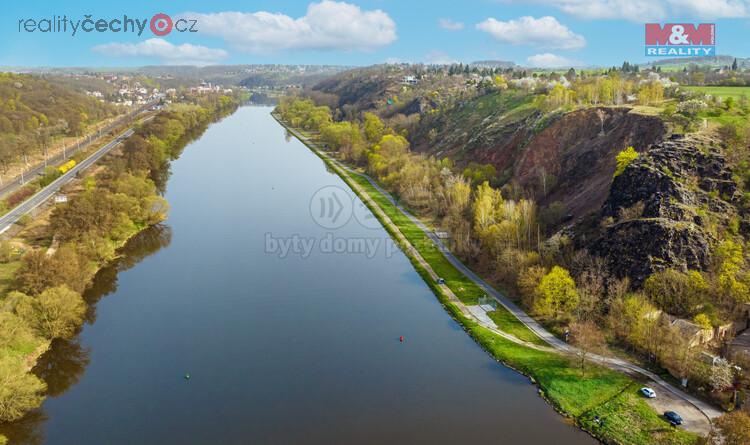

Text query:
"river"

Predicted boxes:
[[5, 107, 597, 444]]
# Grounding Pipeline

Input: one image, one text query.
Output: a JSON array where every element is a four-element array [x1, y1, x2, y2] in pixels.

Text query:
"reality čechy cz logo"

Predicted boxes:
[[17, 13, 197, 37], [645, 23, 715, 57]]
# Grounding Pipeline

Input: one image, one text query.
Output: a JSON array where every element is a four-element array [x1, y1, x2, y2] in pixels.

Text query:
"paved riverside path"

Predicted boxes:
[[280, 119, 723, 430]]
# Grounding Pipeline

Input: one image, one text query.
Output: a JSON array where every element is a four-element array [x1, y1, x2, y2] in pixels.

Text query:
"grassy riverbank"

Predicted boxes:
[[276, 115, 701, 445]]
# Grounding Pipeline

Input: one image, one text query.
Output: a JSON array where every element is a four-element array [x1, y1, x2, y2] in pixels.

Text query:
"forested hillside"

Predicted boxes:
[[0, 73, 117, 169]]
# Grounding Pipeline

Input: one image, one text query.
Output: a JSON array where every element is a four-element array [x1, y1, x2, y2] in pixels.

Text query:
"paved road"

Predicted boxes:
[[0, 103, 154, 199], [0, 127, 135, 235], [282, 121, 724, 427]]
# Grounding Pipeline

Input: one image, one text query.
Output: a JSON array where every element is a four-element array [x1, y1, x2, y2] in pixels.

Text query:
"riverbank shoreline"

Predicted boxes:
[[0, 100, 244, 437], [273, 112, 705, 445]]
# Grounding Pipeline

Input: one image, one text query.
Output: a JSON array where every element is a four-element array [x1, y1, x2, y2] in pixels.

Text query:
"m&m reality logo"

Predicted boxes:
[[645, 23, 715, 57]]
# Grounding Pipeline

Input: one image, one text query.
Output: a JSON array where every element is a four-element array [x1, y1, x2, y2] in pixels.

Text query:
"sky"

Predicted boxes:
[[3, 0, 750, 68]]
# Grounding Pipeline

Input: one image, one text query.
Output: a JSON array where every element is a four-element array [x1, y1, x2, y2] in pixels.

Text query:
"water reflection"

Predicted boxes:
[[0, 411, 46, 445], [0, 224, 171, 445], [33, 339, 90, 398], [83, 224, 172, 324]]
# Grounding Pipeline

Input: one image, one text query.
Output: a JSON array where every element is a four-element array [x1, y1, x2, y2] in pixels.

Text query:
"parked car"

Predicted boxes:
[[664, 411, 683, 425], [639, 387, 656, 398], [436, 278, 445, 285]]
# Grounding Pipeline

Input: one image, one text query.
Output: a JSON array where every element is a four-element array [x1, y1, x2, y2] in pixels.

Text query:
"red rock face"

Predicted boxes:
[[514, 108, 666, 219], [440, 107, 666, 221]]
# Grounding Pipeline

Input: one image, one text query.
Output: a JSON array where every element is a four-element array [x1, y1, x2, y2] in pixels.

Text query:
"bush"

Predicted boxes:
[[643, 269, 708, 317], [0, 311, 38, 352], [5, 186, 37, 209], [614, 147, 638, 177], [0, 356, 46, 422], [14, 285, 86, 339]]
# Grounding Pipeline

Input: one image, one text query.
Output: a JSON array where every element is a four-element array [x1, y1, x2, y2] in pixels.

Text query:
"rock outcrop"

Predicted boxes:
[[585, 136, 737, 285]]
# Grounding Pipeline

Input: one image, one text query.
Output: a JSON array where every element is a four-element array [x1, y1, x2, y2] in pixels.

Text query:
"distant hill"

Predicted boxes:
[[644, 55, 749, 68], [10, 65, 351, 89], [471, 60, 517, 69]]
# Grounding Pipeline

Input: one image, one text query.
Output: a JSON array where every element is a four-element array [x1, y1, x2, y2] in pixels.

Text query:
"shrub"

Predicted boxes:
[[643, 269, 708, 317], [0, 356, 46, 422], [614, 146, 638, 177], [14, 285, 86, 339]]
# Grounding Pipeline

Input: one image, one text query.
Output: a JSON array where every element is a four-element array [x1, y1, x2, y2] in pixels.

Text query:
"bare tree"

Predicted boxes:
[[570, 321, 606, 377]]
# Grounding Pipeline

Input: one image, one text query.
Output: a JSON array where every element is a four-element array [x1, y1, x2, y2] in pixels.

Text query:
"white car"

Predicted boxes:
[[640, 387, 656, 398]]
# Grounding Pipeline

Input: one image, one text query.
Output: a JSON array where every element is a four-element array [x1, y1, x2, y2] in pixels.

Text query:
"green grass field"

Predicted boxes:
[[684, 85, 750, 99], [579, 387, 699, 445]]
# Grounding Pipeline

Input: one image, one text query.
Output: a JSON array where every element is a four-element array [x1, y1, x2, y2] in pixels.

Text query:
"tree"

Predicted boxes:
[[713, 411, 750, 445], [443, 175, 475, 256], [693, 313, 712, 330], [14, 249, 59, 295], [608, 293, 658, 351], [517, 265, 546, 309], [0, 357, 46, 422], [14, 246, 91, 295], [716, 239, 750, 304], [709, 358, 735, 392], [0, 312, 38, 352], [473, 181, 503, 238], [643, 269, 708, 316], [569, 321, 606, 377], [494, 74, 508, 90], [363, 112, 386, 143], [14, 286, 86, 339], [614, 146, 638, 177], [534, 266, 579, 320], [732, 58, 739, 71]]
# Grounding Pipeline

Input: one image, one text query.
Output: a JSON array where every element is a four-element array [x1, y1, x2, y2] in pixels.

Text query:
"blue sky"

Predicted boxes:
[[3, 0, 750, 68]]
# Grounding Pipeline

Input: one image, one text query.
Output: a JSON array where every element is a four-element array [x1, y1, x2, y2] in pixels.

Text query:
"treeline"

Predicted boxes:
[[0, 73, 118, 172], [278, 97, 750, 408], [0, 94, 241, 423], [541, 73, 665, 109]]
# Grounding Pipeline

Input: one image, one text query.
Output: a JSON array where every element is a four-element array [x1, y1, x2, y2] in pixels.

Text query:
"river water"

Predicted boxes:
[[6, 107, 596, 444]]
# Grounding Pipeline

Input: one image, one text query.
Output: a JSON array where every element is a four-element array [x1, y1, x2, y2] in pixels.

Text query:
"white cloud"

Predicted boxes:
[[183, 1, 396, 53], [526, 53, 581, 68], [476, 16, 586, 50], [500, 0, 749, 21], [424, 50, 457, 65], [92, 39, 228, 65], [438, 18, 465, 30], [666, 0, 749, 19]]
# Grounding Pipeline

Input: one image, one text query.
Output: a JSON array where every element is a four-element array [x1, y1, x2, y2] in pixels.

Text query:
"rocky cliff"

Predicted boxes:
[[582, 136, 739, 285], [414, 104, 667, 221]]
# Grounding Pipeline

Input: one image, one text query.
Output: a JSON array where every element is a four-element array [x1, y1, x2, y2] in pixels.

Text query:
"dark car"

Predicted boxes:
[[664, 411, 683, 425]]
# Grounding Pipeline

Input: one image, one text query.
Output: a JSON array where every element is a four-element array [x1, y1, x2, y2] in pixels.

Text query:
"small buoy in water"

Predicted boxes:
[[399, 336, 404, 343], [184, 373, 191, 380]]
